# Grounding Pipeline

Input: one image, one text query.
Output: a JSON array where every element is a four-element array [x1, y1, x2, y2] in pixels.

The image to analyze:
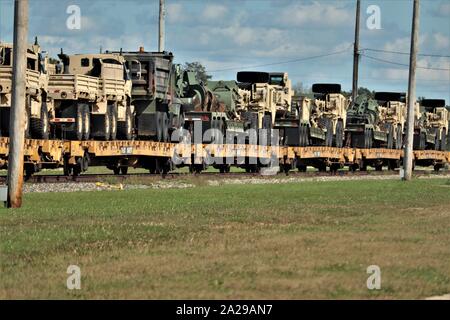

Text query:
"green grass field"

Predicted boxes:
[[1, 178, 450, 299]]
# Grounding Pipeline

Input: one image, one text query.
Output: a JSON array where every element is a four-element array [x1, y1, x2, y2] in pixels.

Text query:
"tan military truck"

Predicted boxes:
[[48, 52, 133, 140], [419, 99, 448, 151], [236, 71, 294, 145], [351, 92, 407, 149], [0, 40, 55, 138], [284, 84, 349, 147]]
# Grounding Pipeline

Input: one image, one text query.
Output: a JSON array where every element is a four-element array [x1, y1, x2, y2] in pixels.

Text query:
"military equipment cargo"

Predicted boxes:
[[346, 92, 406, 149], [49, 52, 132, 140], [0, 40, 55, 139]]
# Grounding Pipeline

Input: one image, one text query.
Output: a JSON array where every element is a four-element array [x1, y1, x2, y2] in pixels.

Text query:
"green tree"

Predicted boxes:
[[183, 62, 212, 84], [292, 81, 311, 96]]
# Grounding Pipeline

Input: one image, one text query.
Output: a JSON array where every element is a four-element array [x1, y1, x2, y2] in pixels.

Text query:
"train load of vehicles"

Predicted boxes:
[[0, 40, 449, 176]]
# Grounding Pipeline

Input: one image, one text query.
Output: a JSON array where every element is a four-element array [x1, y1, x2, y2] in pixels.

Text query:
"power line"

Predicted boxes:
[[208, 48, 351, 73], [362, 47, 450, 58], [361, 53, 450, 71]]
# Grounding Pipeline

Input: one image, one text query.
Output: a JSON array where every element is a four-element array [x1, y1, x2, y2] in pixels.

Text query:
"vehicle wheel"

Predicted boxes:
[[30, 101, 50, 139], [102, 110, 111, 141], [82, 104, 90, 140], [261, 114, 272, 146], [299, 124, 309, 147], [67, 104, 83, 140], [434, 133, 440, 151], [364, 128, 373, 149], [118, 105, 133, 140], [156, 111, 163, 142], [120, 166, 128, 175], [23, 104, 30, 139], [334, 120, 344, 148], [387, 124, 394, 149], [395, 125, 403, 150], [419, 132, 426, 150], [325, 119, 333, 147], [162, 112, 169, 142], [440, 129, 447, 151], [113, 167, 120, 175], [108, 105, 117, 141]]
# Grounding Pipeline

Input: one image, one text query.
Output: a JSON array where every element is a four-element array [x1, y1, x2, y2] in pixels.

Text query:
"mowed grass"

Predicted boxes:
[[0, 178, 450, 299]]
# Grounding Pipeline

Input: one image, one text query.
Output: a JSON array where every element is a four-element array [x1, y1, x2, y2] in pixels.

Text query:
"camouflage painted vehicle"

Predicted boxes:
[[418, 99, 448, 151], [0, 40, 56, 139], [49, 52, 132, 140], [176, 68, 246, 144], [112, 49, 184, 142], [284, 84, 349, 147], [346, 92, 406, 149]]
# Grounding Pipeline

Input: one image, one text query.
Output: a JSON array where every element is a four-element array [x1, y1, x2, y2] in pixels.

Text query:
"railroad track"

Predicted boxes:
[[0, 169, 448, 184]]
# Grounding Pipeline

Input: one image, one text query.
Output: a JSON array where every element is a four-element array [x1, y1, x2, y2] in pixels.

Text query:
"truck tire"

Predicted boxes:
[[30, 101, 50, 139], [82, 104, 90, 140], [334, 120, 344, 148], [419, 132, 426, 150], [108, 105, 117, 141], [24, 104, 30, 139], [386, 124, 394, 149], [434, 133, 440, 151], [440, 129, 447, 151], [364, 128, 373, 149], [325, 119, 333, 147], [118, 106, 133, 140], [156, 111, 163, 142], [261, 114, 272, 146], [395, 125, 403, 150], [162, 112, 169, 142], [101, 111, 111, 141]]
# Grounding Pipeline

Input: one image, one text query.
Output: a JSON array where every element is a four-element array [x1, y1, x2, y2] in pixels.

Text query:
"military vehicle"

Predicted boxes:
[[178, 69, 248, 144], [110, 48, 184, 142], [49, 52, 132, 140], [284, 84, 349, 148], [419, 99, 448, 151], [0, 39, 55, 139], [346, 92, 406, 149], [231, 71, 295, 147]]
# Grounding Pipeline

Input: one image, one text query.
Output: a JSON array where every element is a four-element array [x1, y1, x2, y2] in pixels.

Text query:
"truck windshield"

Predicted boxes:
[[0, 48, 12, 66], [270, 76, 283, 86]]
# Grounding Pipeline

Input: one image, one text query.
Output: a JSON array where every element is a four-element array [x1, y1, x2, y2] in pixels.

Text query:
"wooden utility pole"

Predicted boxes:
[[352, 0, 361, 102], [158, 0, 165, 52], [7, 0, 28, 208], [403, 0, 420, 181]]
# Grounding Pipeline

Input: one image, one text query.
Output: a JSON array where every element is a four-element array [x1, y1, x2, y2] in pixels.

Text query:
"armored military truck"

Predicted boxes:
[[284, 84, 349, 148], [111, 49, 183, 141], [236, 71, 294, 146], [419, 99, 448, 151], [49, 52, 132, 140], [177, 68, 247, 144], [0, 40, 55, 139], [346, 92, 406, 149]]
